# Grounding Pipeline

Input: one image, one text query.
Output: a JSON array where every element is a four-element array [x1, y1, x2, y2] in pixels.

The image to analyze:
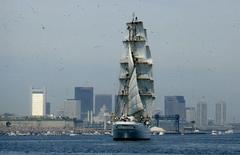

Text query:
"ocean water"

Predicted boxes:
[[0, 134, 240, 155]]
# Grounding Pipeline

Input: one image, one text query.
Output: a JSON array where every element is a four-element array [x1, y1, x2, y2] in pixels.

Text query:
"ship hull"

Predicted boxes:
[[112, 121, 150, 140]]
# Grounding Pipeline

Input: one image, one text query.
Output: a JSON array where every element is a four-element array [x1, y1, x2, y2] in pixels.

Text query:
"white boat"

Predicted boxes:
[[113, 16, 155, 140], [159, 132, 164, 136], [150, 126, 165, 136], [8, 132, 16, 136], [211, 130, 217, 135], [69, 133, 78, 136], [194, 129, 200, 133], [225, 129, 234, 134]]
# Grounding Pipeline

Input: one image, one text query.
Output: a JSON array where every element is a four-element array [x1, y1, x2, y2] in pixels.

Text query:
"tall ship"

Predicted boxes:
[[112, 17, 155, 140]]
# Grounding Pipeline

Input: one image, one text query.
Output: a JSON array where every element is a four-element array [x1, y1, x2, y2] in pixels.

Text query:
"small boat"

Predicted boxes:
[[211, 130, 217, 135], [150, 126, 165, 136], [8, 132, 16, 136], [159, 132, 164, 136], [225, 129, 234, 134]]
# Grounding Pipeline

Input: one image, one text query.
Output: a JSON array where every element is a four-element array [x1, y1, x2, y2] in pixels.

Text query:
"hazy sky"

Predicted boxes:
[[1, 0, 240, 122]]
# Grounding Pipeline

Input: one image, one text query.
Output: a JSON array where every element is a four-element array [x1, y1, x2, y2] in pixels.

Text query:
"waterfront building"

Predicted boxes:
[[31, 87, 46, 116], [164, 96, 186, 121], [186, 107, 196, 123], [74, 87, 93, 119], [215, 101, 226, 126], [46, 102, 51, 115], [196, 101, 208, 129], [95, 94, 112, 115], [64, 99, 81, 119]]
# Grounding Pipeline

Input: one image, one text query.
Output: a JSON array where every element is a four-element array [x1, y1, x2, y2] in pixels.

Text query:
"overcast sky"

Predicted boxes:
[[1, 0, 240, 122]]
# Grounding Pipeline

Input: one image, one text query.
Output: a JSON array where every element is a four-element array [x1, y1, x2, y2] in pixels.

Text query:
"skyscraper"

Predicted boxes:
[[164, 96, 186, 121], [64, 99, 81, 119], [46, 102, 51, 115], [215, 101, 226, 126], [196, 101, 208, 129], [74, 87, 93, 119], [95, 94, 112, 115], [31, 88, 46, 116]]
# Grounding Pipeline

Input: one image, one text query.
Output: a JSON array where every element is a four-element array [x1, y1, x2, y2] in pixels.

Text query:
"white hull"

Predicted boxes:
[[112, 121, 150, 140]]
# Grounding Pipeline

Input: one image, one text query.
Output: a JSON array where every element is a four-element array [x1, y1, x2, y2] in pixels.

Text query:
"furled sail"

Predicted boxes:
[[128, 68, 144, 115]]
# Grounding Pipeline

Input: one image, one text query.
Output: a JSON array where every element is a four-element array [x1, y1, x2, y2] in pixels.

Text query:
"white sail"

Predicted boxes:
[[128, 68, 144, 115], [135, 23, 145, 39], [128, 44, 134, 74]]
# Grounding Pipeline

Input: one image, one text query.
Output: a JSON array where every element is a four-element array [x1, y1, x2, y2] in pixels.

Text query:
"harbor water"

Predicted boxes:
[[0, 134, 240, 155]]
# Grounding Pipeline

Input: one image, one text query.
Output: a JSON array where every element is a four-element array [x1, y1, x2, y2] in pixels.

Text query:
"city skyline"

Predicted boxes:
[[4, 85, 232, 123], [1, 0, 240, 122]]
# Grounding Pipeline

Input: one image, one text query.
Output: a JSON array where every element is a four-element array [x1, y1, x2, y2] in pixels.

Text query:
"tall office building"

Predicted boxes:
[[46, 102, 51, 115], [64, 99, 81, 119], [186, 107, 196, 123], [31, 88, 46, 116], [196, 101, 208, 129], [95, 94, 112, 115], [164, 96, 186, 121], [74, 87, 93, 119], [215, 101, 226, 126]]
